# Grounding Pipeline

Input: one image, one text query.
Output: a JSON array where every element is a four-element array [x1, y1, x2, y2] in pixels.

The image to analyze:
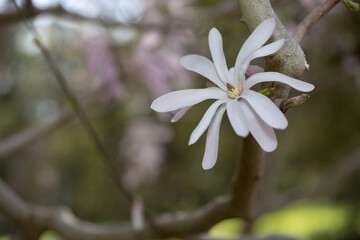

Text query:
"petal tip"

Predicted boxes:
[[202, 162, 214, 170], [302, 83, 315, 92], [261, 142, 278, 152]]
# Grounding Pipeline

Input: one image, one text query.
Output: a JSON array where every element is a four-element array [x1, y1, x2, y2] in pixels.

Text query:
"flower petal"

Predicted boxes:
[[202, 105, 226, 170], [189, 99, 227, 145], [239, 100, 277, 152], [180, 55, 227, 91], [208, 28, 230, 84], [226, 99, 249, 137], [171, 106, 192, 123], [249, 39, 284, 62], [235, 18, 276, 75], [240, 90, 288, 129], [151, 87, 227, 112], [246, 65, 264, 76], [245, 72, 315, 92]]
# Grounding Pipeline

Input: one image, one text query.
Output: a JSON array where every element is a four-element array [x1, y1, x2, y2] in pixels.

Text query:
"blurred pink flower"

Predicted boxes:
[[121, 118, 173, 191], [85, 38, 126, 102], [151, 19, 314, 169]]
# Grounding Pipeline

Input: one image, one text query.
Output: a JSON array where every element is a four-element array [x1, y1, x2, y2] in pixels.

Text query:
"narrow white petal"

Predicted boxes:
[[180, 55, 227, 91], [189, 99, 227, 145], [202, 106, 226, 170], [246, 65, 264, 76], [248, 39, 284, 62], [171, 106, 192, 123], [151, 87, 226, 112], [229, 67, 235, 79], [226, 99, 249, 137], [245, 72, 315, 92], [208, 28, 230, 84], [235, 19, 276, 75], [240, 90, 288, 129], [239, 100, 277, 152]]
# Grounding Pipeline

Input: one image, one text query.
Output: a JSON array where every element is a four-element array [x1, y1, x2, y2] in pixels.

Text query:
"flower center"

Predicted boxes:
[[226, 83, 240, 99]]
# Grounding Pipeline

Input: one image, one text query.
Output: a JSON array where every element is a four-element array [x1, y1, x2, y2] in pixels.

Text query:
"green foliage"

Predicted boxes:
[[258, 87, 275, 96], [343, 0, 360, 11], [209, 218, 245, 238], [254, 201, 349, 239], [39, 231, 62, 240]]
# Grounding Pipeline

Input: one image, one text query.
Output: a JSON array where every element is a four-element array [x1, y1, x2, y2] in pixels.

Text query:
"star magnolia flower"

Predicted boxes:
[[151, 19, 314, 170]]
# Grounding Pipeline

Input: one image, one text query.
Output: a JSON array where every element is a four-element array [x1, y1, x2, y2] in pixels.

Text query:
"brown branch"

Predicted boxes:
[[255, 148, 360, 217], [4, 144, 352, 240], [0, 4, 121, 27], [231, 136, 265, 221], [292, 0, 342, 43], [0, 88, 100, 159], [0, 176, 236, 239], [279, 94, 310, 113], [10, 0, 135, 205], [0, 109, 72, 159], [235, 0, 309, 230]]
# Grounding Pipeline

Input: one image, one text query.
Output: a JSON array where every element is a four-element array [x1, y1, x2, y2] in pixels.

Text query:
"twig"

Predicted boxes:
[[279, 94, 310, 113], [292, 0, 342, 43], [255, 148, 360, 217], [10, 0, 134, 205], [0, 86, 102, 158], [0, 108, 72, 159], [0, 4, 125, 27], [0, 176, 235, 239]]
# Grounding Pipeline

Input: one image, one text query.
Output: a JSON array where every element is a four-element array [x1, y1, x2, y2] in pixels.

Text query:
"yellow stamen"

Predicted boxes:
[[226, 83, 240, 99]]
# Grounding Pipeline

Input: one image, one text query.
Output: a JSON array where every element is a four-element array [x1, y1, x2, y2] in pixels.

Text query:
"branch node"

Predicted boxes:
[[280, 94, 310, 113]]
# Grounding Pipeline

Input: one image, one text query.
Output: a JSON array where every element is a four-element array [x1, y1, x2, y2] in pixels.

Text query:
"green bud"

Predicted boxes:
[[343, 0, 359, 11], [259, 87, 275, 96]]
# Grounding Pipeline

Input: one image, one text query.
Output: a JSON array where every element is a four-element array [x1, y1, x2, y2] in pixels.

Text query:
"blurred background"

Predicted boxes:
[[0, 0, 359, 239]]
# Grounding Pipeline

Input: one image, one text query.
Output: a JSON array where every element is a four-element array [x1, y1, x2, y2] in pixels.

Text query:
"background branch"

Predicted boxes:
[[10, 0, 135, 205], [292, 0, 342, 43], [0, 89, 99, 159], [256, 148, 360, 217]]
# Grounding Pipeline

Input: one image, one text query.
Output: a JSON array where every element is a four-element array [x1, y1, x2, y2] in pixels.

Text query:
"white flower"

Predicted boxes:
[[151, 19, 314, 170]]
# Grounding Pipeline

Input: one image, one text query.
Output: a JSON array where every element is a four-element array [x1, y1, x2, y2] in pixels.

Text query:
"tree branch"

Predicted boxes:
[[292, 0, 342, 44], [0, 5, 121, 27], [11, 0, 135, 205], [279, 94, 310, 113], [231, 136, 265, 221], [0, 176, 236, 239], [233, 0, 309, 230], [0, 108, 72, 159], [255, 148, 360, 217]]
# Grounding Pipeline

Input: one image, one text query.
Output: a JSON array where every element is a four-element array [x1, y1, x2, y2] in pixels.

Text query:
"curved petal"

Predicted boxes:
[[240, 90, 288, 129], [171, 106, 192, 123], [235, 18, 276, 77], [245, 72, 315, 92], [202, 105, 226, 170], [248, 39, 284, 62], [226, 99, 249, 137], [229, 67, 235, 79], [246, 65, 264, 76], [189, 99, 227, 145], [239, 100, 277, 152], [208, 28, 231, 84], [180, 55, 227, 91], [151, 87, 227, 112]]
